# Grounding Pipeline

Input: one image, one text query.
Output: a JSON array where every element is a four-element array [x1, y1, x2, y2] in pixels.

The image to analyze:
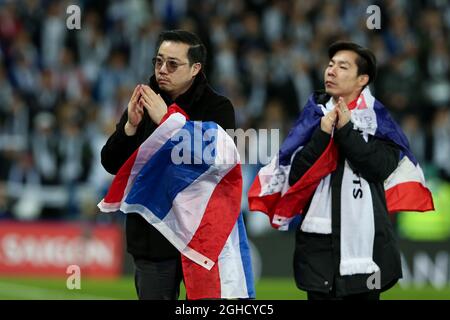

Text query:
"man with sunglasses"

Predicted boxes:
[[101, 30, 235, 300]]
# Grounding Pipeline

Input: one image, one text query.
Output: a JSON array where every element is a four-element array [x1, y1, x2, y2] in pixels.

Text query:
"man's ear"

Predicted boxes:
[[191, 63, 202, 77], [358, 74, 369, 87]]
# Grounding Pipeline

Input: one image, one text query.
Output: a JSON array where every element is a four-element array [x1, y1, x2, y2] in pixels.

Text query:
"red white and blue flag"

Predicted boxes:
[[248, 88, 434, 230], [98, 110, 255, 300]]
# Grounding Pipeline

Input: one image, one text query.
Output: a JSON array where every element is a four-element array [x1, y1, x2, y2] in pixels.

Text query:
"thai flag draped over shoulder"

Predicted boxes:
[[98, 110, 255, 300], [248, 87, 434, 230]]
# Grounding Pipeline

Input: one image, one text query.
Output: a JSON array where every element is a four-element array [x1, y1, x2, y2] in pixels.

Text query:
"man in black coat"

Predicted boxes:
[[101, 30, 235, 300], [288, 41, 402, 300]]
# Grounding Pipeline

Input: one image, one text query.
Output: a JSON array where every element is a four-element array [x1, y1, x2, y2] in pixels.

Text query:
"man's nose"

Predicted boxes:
[[327, 66, 336, 77], [159, 62, 169, 74]]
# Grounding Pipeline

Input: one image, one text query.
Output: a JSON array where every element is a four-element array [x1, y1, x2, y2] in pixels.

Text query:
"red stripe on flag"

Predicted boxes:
[[103, 148, 139, 203], [275, 138, 338, 218], [247, 173, 262, 199], [386, 181, 434, 213], [182, 255, 221, 300], [182, 164, 242, 299], [186, 164, 242, 263], [159, 103, 190, 124], [248, 176, 281, 216]]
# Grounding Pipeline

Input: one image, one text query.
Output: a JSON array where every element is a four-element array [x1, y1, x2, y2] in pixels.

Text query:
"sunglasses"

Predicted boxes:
[[152, 57, 188, 73]]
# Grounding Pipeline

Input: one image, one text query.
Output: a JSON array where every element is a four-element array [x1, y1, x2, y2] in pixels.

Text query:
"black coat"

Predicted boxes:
[[101, 73, 236, 260], [289, 92, 403, 296]]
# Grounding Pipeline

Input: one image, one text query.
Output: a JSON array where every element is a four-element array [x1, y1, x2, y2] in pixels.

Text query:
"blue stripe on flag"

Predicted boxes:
[[237, 213, 256, 298], [279, 95, 323, 165], [124, 121, 218, 220], [373, 100, 417, 165], [288, 215, 302, 231]]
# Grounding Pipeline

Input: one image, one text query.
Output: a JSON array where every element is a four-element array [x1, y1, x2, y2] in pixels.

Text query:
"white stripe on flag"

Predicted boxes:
[[384, 156, 425, 190], [217, 222, 248, 298], [97, 199, 122, 213], [213, 127, 241, 166], [258, 155, 291, 196]]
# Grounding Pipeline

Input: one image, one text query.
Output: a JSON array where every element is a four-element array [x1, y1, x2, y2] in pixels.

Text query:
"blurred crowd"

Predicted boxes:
[[0, 0, 449, 226]]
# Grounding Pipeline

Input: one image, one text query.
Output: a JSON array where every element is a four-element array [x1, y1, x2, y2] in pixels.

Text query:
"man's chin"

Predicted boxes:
[[158, 83, 170, 90], [325, 88, 339, 96]]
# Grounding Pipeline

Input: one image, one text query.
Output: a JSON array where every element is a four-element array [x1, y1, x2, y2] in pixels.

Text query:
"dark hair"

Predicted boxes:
[[156, 30, 207, 68], [328, 41, 377, 84]]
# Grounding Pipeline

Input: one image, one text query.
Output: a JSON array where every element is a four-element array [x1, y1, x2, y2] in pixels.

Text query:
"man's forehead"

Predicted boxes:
[[330, 50, 358, 65], [158, 41, 189, 60]]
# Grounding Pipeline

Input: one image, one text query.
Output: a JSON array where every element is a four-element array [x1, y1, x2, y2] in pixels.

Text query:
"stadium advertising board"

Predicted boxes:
[[0, 222, 123, 278]]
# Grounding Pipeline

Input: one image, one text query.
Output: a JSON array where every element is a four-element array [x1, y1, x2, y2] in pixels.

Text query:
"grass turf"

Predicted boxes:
[[0, 277, 448, 300]]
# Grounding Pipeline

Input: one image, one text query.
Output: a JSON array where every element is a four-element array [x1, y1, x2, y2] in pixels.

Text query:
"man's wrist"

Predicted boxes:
[[124, 121, 138, 136], [334, 121, 353, 142], [336, 120, 352, 131]]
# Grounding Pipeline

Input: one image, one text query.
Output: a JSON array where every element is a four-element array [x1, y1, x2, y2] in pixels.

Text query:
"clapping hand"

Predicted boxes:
[[139, 85, 168, 125], [335, 97, 351, 129]]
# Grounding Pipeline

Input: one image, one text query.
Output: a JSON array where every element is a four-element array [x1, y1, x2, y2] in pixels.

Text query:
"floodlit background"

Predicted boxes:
[[0, 0, 449, 300]]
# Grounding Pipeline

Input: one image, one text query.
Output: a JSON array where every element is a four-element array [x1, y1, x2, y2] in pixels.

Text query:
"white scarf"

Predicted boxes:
[[300, 91, 380, 276]]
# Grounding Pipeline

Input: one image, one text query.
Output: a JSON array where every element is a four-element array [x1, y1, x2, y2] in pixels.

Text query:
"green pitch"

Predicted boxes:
[[0, 277, 448, 300]]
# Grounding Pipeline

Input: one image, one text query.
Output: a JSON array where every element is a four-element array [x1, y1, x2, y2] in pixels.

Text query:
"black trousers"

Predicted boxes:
[[307, 290, 380, 300], [134, 257, 183, 300]]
